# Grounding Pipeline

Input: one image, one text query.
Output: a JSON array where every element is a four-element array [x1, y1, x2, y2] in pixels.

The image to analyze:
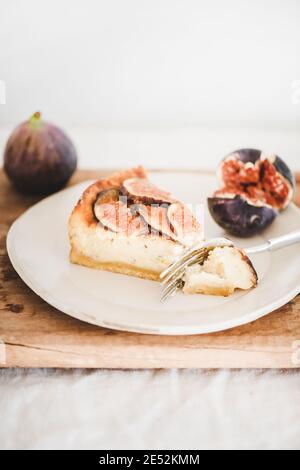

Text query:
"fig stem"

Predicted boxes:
[[29, 111, 42, 128]]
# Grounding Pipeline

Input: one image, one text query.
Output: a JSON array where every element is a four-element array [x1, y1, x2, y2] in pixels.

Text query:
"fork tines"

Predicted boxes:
[[160, 238, 233, 302], [160, 246, 210, 301]]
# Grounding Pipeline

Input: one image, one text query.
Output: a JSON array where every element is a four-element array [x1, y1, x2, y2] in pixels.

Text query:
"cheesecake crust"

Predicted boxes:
[[70, 248, 161, 281], [183, 284, 235, 297]]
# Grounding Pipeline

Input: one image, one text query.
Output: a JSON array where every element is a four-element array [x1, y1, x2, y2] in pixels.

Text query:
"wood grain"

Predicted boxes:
[[0, 169, 300, 369]]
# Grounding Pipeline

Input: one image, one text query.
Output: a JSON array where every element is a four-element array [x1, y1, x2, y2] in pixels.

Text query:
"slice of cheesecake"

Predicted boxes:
[[68, 166, 204, 281]]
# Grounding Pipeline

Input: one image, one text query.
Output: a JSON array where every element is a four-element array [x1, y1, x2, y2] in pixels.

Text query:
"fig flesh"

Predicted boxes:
[[167, 202, 201, 241], [134, 204, 175, 240], [4, 112, 77, 195], [122, 178, 175, 205], [93, 176, 203, 243], [95, 200, 147, 236], [209, 149, 295, 237], [135, 202, 203, 244]]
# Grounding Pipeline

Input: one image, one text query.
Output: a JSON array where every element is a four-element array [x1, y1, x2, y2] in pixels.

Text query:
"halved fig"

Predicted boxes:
[[134, 204, 176, 240], [95, 200, 146, 236], [208, 149, 295, 237], [122, 178, 175, 205]]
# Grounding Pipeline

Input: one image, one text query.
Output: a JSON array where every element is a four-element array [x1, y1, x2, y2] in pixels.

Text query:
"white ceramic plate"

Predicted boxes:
[[7, 171, 300, 335]]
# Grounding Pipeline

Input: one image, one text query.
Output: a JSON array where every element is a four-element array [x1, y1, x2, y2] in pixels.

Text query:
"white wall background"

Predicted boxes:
[[1, 0, 300, 168]]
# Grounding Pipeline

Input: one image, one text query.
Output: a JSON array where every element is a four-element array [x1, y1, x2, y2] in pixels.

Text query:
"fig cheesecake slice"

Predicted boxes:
[[68, 166, 204, 281]]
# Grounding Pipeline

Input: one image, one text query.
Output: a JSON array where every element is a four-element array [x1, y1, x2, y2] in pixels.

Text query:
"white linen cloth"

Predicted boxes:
[[0, 368, 299, 450]]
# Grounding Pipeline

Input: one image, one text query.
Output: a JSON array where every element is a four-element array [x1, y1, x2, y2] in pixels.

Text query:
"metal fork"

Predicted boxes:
[[160, 230, 300, 301]]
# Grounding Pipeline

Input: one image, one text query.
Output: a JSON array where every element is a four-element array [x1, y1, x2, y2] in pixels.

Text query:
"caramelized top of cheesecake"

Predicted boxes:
[[73, 166, 203, 245]]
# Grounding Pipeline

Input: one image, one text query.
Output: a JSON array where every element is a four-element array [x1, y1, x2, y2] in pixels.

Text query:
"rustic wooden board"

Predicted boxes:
[[1, 168, 300, 369]]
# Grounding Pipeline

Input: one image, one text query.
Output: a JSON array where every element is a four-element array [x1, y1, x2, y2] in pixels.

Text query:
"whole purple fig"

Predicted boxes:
[[4, 112, 77, 195]]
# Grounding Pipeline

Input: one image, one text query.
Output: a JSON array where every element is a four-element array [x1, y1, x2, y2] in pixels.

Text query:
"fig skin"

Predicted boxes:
[[271, 156, 295, 191], [4, 112, 77, 195], [208, 196, 277, 238], [229, 148, 261, 165]]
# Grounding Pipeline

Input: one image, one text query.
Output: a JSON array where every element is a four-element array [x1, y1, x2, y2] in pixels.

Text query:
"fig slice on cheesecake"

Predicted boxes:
[[133, 204, 175, 240], [122, 177, 176, 205], [69, 167, 204, 281]]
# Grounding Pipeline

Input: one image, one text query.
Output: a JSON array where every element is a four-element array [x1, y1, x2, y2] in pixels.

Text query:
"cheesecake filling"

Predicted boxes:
[[72, 217, 186, 273]]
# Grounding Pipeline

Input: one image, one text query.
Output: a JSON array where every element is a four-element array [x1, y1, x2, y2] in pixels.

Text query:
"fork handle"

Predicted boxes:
[[245, 230, 300, 254]]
